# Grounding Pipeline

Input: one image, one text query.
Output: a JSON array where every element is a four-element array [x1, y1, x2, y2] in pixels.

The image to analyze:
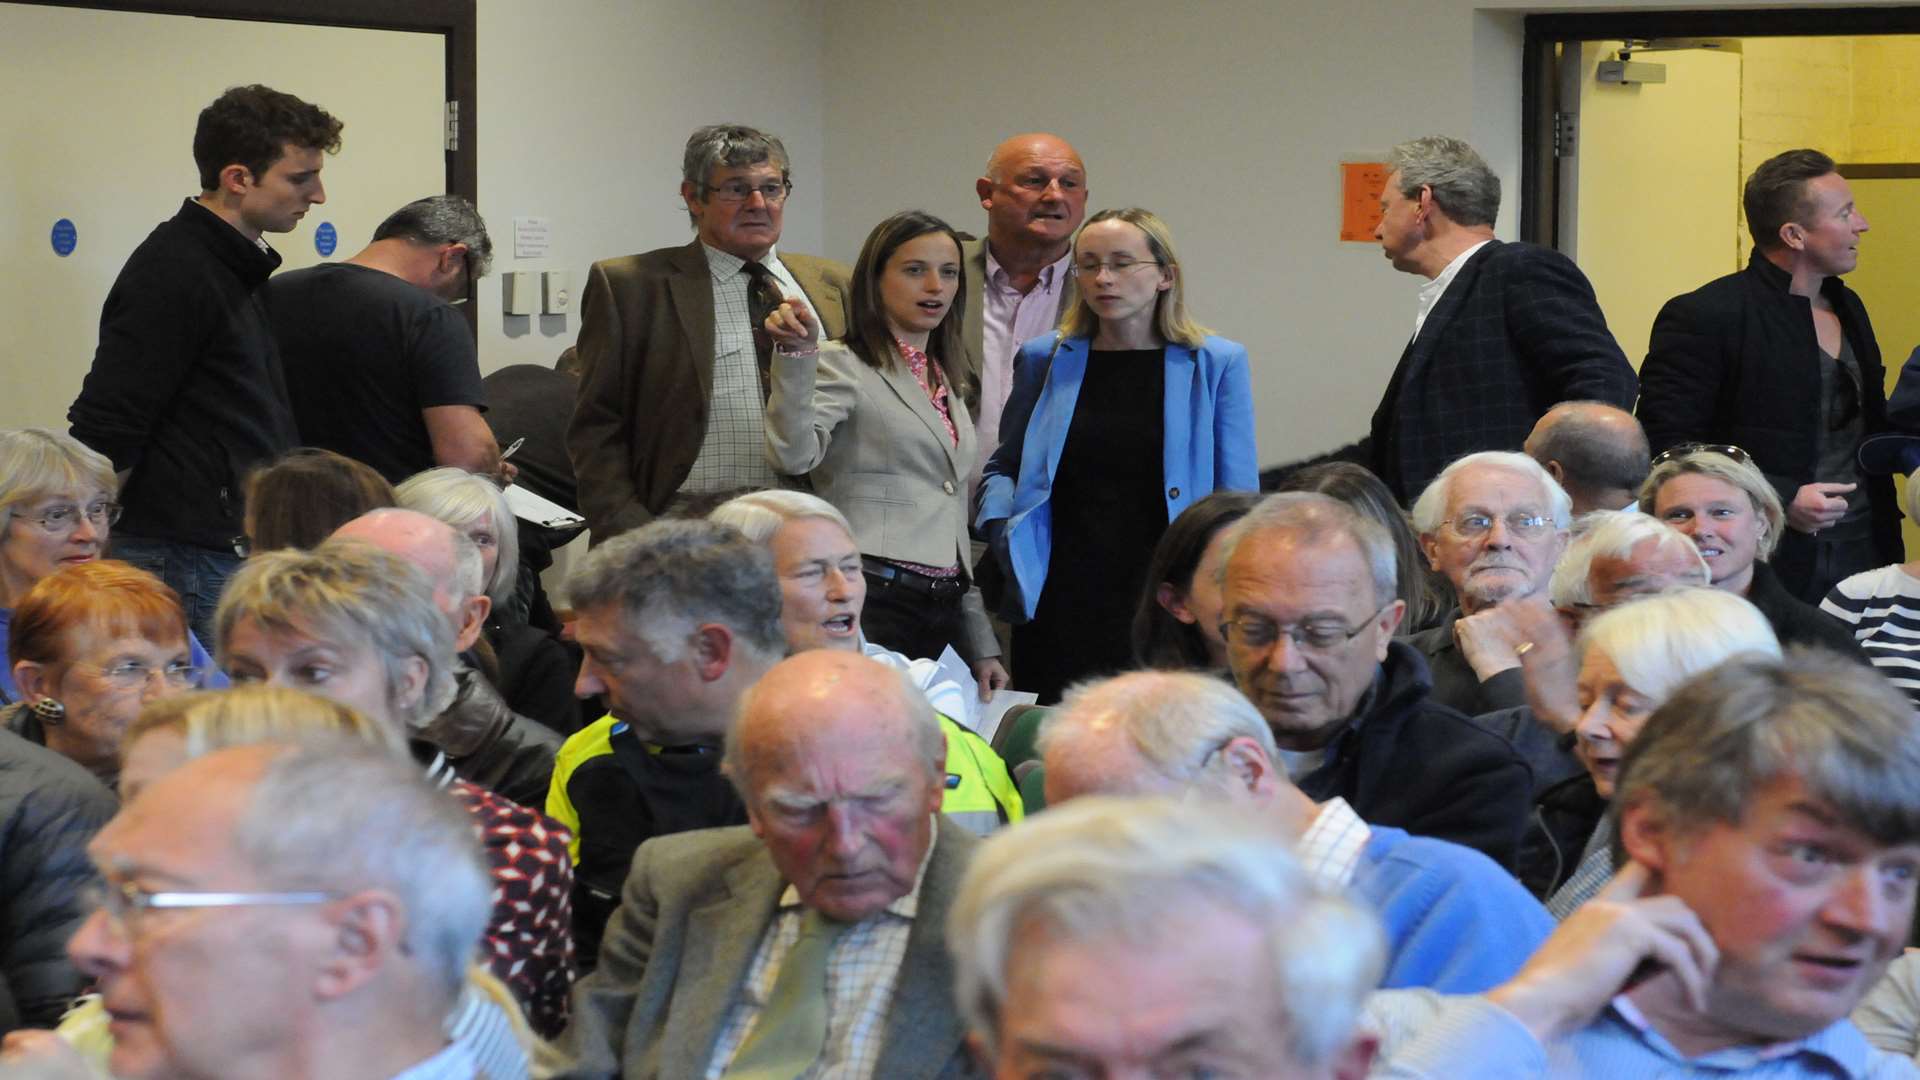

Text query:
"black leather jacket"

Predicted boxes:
[[417, 665, 562, 808]]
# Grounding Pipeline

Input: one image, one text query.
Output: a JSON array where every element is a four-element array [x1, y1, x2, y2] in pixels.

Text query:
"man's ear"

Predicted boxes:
[[691, 624, 735, 682], [453, 595, 490, 653], [314, 890, 406, 1001], [216, 162, 254, 196], [1217, 736, 1276, 799], [1617, 797, 1674, 877], [393, 654, 430, 714], [436, 243, 468, 278], [975, 176, 995, 211], [1779, 220, 1806, 252], [1543, 459, 1566, 484], [1155, 581, 1196, 625], [1418, 531, 1443, 573], [680, 180, 703, 218]]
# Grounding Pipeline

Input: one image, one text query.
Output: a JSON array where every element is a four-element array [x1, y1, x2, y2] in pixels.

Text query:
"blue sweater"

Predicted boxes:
[[1356, 825, 1555, 993]]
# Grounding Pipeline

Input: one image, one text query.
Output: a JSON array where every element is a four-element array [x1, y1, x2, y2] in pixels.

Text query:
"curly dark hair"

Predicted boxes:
[[193, 84, 344, 191]]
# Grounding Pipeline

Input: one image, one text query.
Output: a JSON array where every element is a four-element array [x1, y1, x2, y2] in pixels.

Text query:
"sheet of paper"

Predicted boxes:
[[975, 689, 1038, 748], [503, 483, 584, 529], [1340, 161, 1390, 242], [513, 216, 551, 258], [933, 645, 979, 729]]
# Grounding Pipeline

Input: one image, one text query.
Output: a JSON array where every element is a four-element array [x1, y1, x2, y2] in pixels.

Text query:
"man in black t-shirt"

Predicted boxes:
[[269, 194, 503, 483]]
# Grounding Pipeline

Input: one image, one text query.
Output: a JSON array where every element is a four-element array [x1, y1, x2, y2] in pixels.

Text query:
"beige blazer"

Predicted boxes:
[[764, 341, 998, 660]]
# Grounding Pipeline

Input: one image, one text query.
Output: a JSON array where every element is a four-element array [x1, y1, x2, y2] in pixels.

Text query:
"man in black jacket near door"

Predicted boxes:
[[1639, 148, 1900, 603]]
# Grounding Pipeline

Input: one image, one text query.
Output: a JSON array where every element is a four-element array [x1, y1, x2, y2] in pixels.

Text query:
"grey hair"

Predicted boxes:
[[215, 541, 460, 727], [948, 796, 1384, 1065], [721, 655, 945, 795], [0, 428, 118, 526], [1038, 671, 1280, 796], [396, 468, 519, 610], [232, 743, 490, 1003], [1549, 510, 1707, 608], [681, 124, 789, 225], [1215, 492, 1397, 609], [709, 489, 854, 546], [1410, 450, 1573, 536], [1579, 587, 1779, 704], [1614, 649, 1920, 856], [565, 518, 785, 662], [443, 528, 485, 608], [1387, 135, 1501, 227], [371, 194, 493, 279], [1640, 450, 1786, 560]]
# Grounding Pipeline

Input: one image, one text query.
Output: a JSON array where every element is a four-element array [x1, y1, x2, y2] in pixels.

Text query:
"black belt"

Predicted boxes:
[[863, 558, 966, 599]]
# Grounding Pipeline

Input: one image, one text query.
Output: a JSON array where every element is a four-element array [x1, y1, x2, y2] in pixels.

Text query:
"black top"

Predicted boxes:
[[1745, 560, 1867, 659], [269, 262, 485, 483], [69, 199, 297, 547]]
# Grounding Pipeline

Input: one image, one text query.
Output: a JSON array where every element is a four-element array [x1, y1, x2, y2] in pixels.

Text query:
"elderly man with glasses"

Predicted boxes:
[[1218, 492, 1532, 868], [568, 124, 853, 542]]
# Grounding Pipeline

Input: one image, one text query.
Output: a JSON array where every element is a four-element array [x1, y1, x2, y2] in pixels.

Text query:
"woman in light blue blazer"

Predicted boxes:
[[977, 208, 1258, 703]]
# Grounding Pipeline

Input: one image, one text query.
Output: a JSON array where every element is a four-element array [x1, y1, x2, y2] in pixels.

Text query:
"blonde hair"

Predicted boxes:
[[0, 428, 117, 524], [1641, 450, 1786, 561], [1058, 208, 1210, 348], [125, 685, 406, 763]]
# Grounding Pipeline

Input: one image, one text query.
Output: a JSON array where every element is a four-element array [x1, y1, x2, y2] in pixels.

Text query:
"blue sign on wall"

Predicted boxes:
[[50, 219, 77, 257], [315, 221, 338, 257]]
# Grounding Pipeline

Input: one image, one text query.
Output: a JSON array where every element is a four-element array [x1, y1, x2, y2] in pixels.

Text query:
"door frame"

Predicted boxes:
[[1521, 6, 1920, 247]]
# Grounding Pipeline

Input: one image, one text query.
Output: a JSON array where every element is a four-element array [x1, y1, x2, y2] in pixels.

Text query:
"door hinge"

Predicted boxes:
[[1553, 111, 1577, 159], [444, 101, 460, 152]]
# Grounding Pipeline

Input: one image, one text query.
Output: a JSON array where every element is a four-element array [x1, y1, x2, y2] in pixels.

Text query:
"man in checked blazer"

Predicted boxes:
[[1334, 135, 1636, 505], [539, 649, 978, 1080], [567, 124, 851, 542]]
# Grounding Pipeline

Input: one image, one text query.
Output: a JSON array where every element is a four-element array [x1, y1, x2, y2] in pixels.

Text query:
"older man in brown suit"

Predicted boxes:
[[568, 124, 851, 542]]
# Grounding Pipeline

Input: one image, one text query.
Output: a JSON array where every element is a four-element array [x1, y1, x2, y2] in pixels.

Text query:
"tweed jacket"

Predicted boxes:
[[566, 239, 851, 541]]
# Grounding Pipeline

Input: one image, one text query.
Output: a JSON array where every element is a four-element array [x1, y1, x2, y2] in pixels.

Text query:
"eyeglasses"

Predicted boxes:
[[83, 659, 204, 691], [19, 501, 120, 535], [1442, 512, 1554, 539], [83, 879, 336, 938], [1072, 258, 1162, 278], [708, 178, 792, 204], [1222, 602, 1392, 653], [1649, 442, 1753, 468]]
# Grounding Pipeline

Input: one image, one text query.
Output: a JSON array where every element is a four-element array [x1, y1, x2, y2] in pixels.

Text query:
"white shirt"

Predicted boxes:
[[1413, 240, 1491, 339], [1297, 796, 1373, 890]]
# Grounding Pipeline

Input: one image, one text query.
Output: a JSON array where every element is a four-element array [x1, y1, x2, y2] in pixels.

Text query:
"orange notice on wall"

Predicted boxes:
[[1341, 162, 1389, 243]]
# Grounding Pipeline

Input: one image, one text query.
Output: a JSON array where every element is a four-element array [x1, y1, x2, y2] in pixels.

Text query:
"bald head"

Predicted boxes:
[[728, 650, 942, 791], [334, 507, 486, 647], [978, 132, 1088, 263], [1524, 402, 1650, 516]]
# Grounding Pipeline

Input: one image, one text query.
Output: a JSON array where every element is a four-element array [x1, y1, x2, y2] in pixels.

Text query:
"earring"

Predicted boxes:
[[30, 697, 65, 725]]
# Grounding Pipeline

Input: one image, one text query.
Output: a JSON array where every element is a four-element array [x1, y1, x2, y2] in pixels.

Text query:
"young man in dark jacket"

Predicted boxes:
[[68, 85, 343, 643]]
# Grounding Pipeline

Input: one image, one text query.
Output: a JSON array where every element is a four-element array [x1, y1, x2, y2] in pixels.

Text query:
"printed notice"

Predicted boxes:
[[514, 217, 551, 259], [1341, 162, 1390, 243]]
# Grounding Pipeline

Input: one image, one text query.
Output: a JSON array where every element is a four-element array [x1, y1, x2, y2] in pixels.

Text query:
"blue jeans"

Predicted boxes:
[[109, 535, 241, 648]]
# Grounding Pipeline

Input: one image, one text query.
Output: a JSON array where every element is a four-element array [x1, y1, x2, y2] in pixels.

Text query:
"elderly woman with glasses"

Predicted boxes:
[[3, 561, 197, 790], [1641, 445, 1861, 655], [978, 208, 1257, 703]]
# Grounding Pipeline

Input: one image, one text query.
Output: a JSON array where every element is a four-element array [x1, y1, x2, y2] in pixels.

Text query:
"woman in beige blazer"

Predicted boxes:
[[762, 210, 1009, 695]]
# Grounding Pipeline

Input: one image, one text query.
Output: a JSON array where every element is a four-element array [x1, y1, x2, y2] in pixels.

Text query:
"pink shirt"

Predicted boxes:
[[972, 246, 1073, 498]]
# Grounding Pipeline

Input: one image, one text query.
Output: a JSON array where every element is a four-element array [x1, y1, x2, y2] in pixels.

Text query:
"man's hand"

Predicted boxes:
[[0, 1030, 94, 1080], [971, 658, 1011, 702], [1486, 862, 1718, 1046], [1788, 482, 1856, 535], [765, 298, 821, 352], [1507, 599, 1580, 735], [1454, 600, 1543, 682]]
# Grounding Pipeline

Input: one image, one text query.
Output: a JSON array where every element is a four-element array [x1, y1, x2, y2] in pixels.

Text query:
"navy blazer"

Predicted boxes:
[[976, 333, 1258, 622]]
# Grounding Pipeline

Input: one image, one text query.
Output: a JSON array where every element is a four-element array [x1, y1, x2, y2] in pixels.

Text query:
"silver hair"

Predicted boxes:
[[231, 743, 491, 1003], [0, 428, 118, 527], [1038, 671, 1280, 796], [681, 124, 790, 225], [396, 468, 519, 610], [216, 541, 460, 727], [371, 194, 493, 278], [566, 518, 785, 663], [1639, 450, 1786, 560], [721, 655, 945, 795], [948, 796, 1384, 1065], [1549, 510, 1707, 608], [709, 489, 854, 546], [1615, 649, 1920, 854], [1578, 587, 1779, 704], [1387, 135, 1501, 227], [1214, 492, 1397, 608], [1409, 451, 1573, 536]]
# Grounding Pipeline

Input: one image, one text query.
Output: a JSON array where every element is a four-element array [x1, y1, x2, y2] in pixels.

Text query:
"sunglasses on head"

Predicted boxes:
[[1649, 442, 1753, 468]]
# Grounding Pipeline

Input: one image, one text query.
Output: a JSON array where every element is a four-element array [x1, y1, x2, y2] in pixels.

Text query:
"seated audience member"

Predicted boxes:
[[1405, 452, 1572, 717], [545, 519, 777, 970], [215, 543, 574, 1035], [1130, 490, 1262, 672], [5, 562, 197, 789], [1270, 461, 1448, 635], [1521, 589, 1779, 913], [948, 795, 1383, 1080], [0, 726, 114, 1037], [1524, 401, 1652, 515], [543, 650, 979, 1078], [20, 685, 534, 1080], [241, 447, 396, 554], [397, 468, 577, 735], [1039, 670, 1553, 992], [0, 429, 218, 700], [32, 743, 489, 1080], [1643, 446, 1862, 655], [1218, 492, 1531, 866], [334, 508, 561, 807], [709, 489, 1021, 833], [1373, 650, 1920, 1076], [1823, 467, 1920, 705]]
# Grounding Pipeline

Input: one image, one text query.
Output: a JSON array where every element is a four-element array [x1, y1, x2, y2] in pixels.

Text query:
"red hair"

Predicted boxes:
[[10, 560, 189, 669]]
